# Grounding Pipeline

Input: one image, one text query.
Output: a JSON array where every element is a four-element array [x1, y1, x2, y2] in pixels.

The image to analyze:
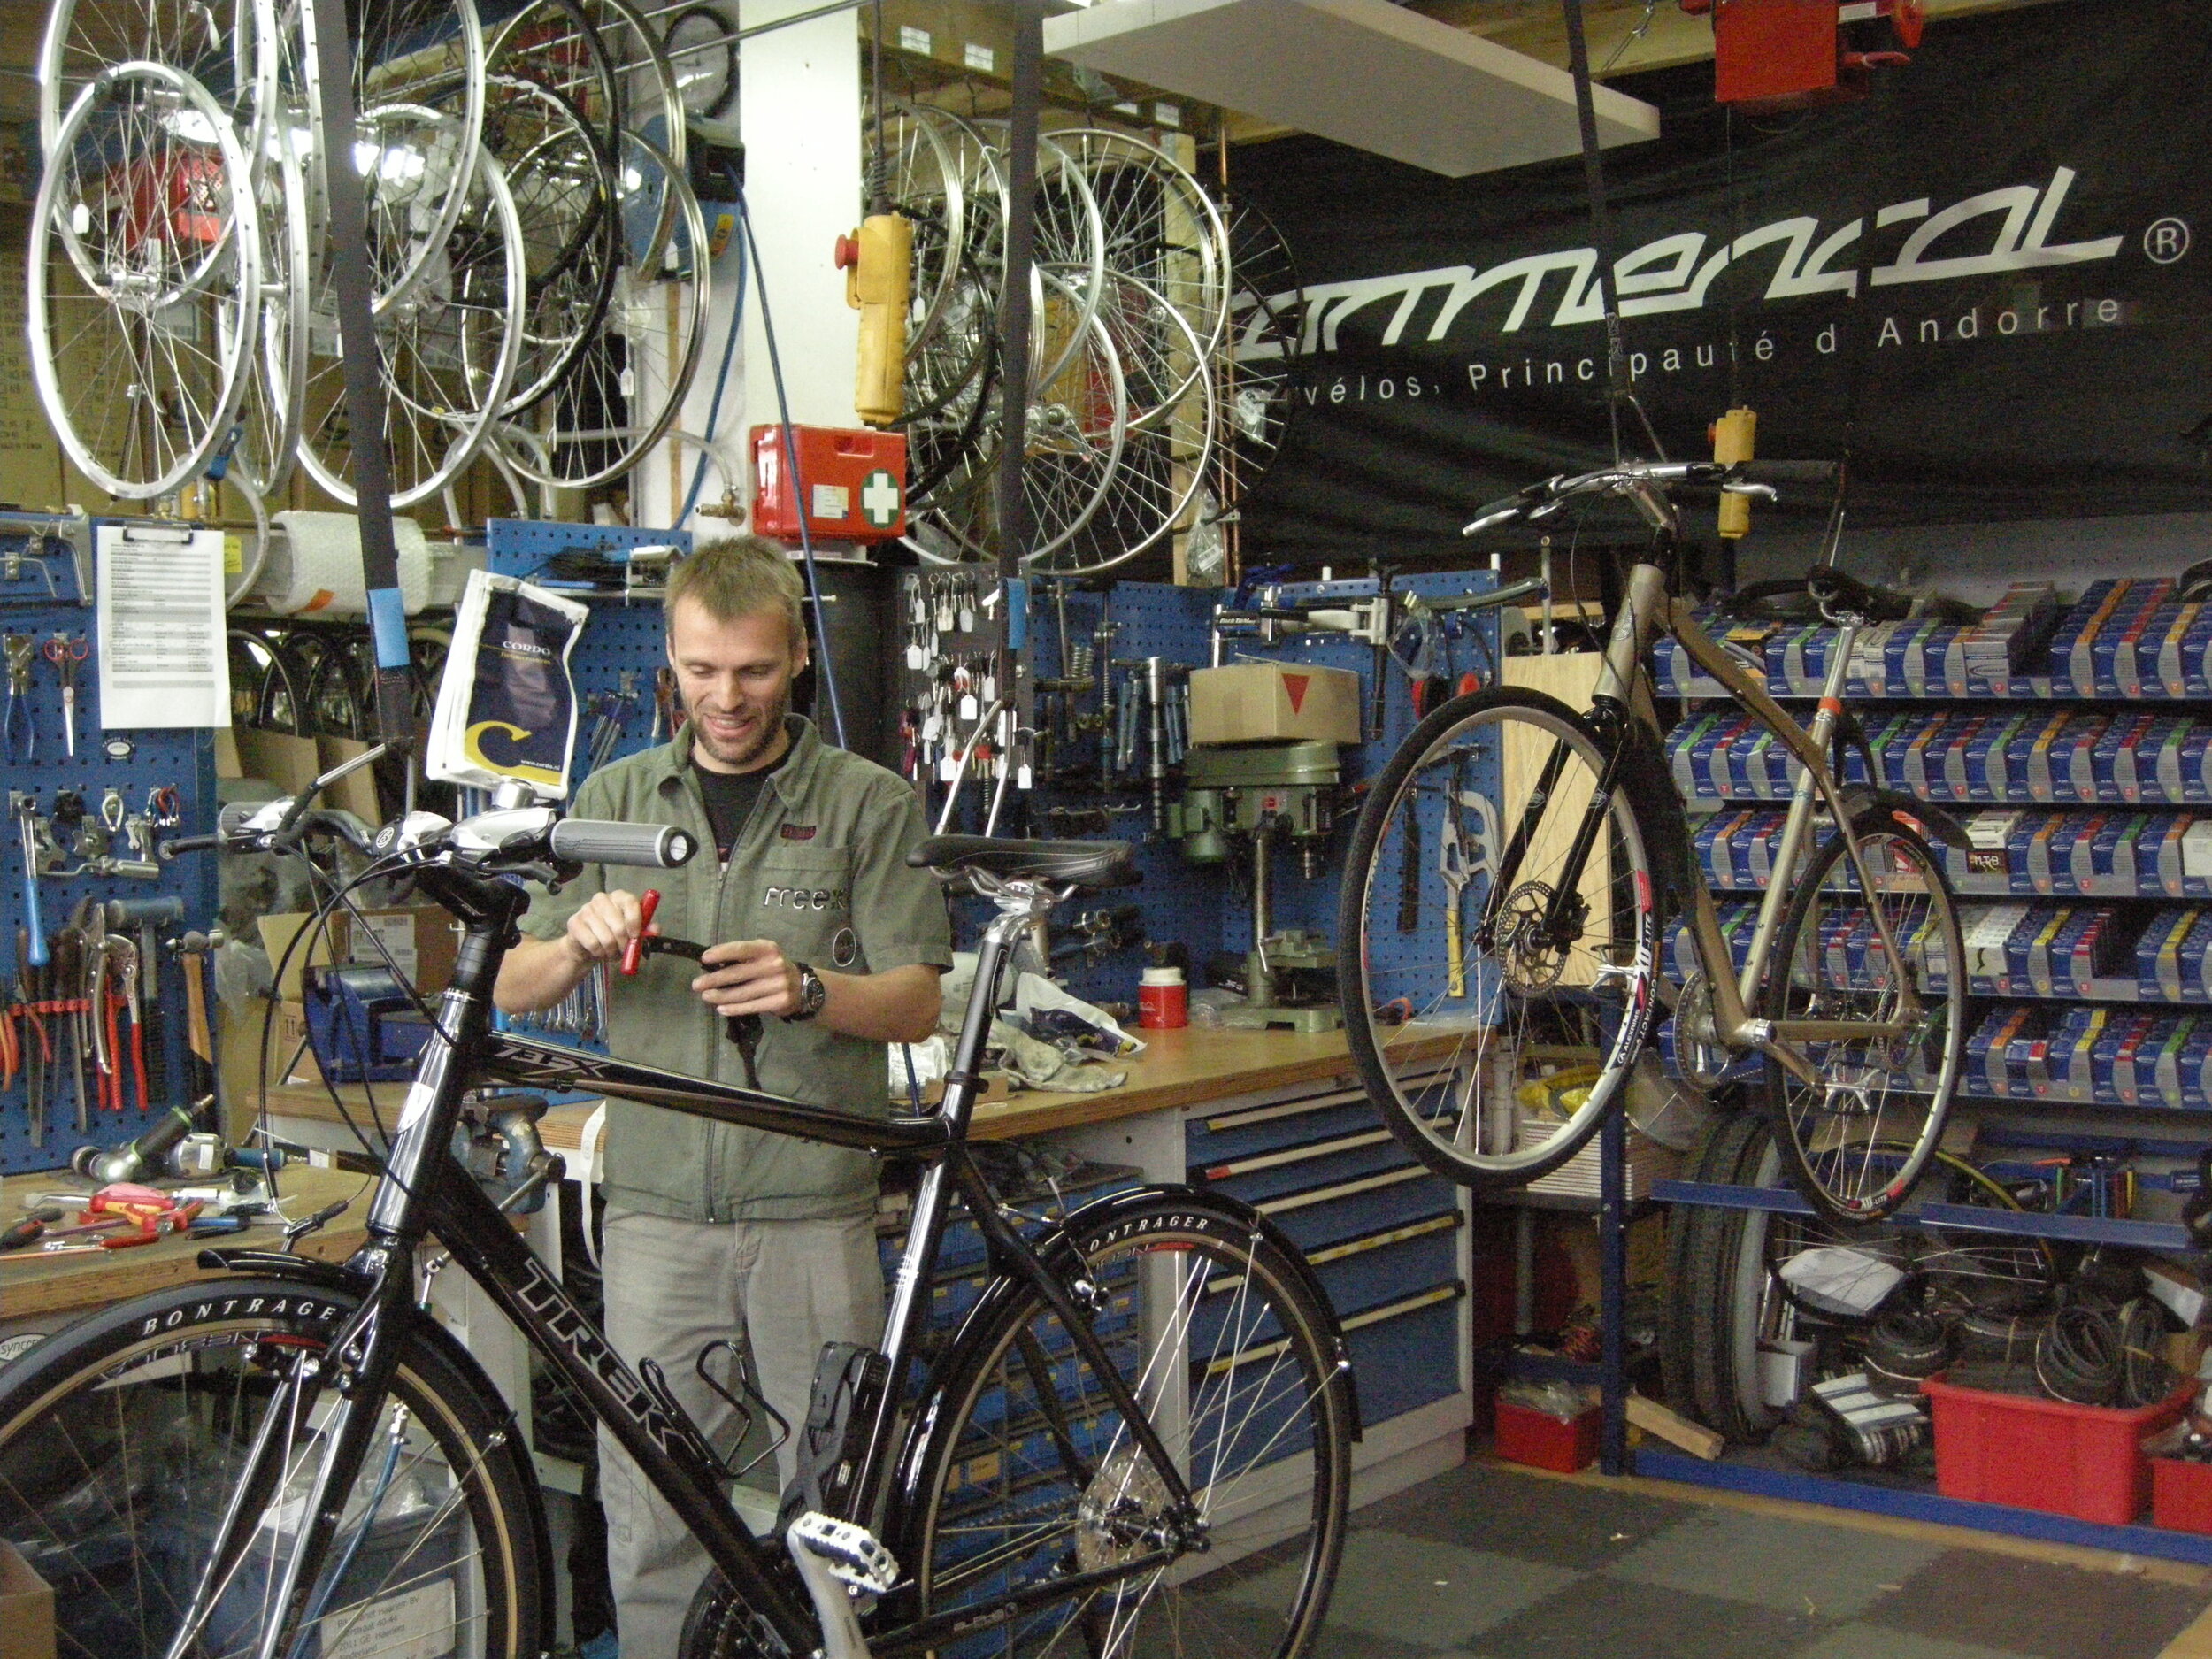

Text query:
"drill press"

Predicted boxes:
[[1168, 739, 1345, 1031]]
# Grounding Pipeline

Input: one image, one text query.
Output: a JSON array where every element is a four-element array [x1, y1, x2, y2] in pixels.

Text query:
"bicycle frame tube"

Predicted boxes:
[[1663, 599, 1926, 1057]]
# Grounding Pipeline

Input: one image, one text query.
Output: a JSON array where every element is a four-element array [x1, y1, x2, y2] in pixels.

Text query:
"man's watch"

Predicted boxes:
[[786, 961, 827, 1022]]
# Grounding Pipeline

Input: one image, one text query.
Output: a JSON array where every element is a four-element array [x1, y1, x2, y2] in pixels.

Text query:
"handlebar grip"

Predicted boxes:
[[549, 819, 698, 869], [1739, 460, 1839, 486], [159, 835, 222, 859], [622, 890, 661, 976]]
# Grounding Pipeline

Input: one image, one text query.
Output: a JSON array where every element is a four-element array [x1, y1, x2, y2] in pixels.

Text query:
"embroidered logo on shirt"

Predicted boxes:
[[780, 824, 818, 841]]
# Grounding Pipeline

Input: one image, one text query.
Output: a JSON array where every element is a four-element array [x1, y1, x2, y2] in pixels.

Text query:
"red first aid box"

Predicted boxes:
[[750, 425, 907, 541]]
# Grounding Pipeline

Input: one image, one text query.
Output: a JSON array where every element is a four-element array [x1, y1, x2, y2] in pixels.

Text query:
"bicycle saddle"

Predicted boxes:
[[1803, 565, 1911, 621], [910, 835, 1138, 887]]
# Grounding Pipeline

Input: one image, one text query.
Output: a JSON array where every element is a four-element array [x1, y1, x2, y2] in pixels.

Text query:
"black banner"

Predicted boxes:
[[1232, 0, 2212, 565]]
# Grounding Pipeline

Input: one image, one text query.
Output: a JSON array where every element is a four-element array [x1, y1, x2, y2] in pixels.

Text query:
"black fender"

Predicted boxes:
[[884, 1184, 1361, 1551], [1836, 786, 1971, 851], [195, 1247, 374, 1290]]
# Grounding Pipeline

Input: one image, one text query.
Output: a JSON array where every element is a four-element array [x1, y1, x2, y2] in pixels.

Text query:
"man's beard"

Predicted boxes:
[[692, 686, 790, 769]]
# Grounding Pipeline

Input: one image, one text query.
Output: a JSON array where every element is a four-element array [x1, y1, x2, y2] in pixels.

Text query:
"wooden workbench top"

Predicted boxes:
[[253, 1025, 1448, 1157], [0, 1164, 374, 1322]]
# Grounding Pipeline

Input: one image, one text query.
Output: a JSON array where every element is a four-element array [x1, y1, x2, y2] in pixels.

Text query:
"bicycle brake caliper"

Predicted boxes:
[[788, 1512, 898, 1659]]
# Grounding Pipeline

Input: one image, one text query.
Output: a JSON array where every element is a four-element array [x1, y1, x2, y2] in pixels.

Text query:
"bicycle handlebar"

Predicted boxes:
[[1460, 458, 1835, 537], [549, 818, 695, 869]]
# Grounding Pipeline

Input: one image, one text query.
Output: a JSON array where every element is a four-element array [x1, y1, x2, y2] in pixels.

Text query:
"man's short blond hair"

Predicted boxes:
[[665, 535, 806, 649]]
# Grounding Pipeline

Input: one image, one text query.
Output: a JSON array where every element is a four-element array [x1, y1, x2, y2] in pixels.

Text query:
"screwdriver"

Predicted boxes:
[[0, 1206, 63, 1250]]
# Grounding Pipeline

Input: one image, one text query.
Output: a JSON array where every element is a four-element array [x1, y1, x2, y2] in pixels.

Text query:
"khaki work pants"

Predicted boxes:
[[597, 1207, 886, 1657]]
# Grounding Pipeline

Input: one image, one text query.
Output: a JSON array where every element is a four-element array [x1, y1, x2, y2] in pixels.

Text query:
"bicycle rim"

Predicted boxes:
[[1760, 822, 1966, 1225], [0, 1281, 540, 1658], [1340, 687, 1656, 1188], [911, 1210, 1349, 1659]]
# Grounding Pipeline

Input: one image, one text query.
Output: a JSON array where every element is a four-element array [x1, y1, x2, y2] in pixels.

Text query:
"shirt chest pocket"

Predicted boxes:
[[746, 848, 858, 965]]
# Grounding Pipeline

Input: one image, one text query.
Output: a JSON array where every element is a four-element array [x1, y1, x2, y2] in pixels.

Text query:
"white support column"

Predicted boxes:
[[738, 0, 864, 457]]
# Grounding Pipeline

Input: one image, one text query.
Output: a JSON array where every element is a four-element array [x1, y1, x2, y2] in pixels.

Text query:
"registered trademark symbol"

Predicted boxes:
[[2146, 217, 2192, 264]]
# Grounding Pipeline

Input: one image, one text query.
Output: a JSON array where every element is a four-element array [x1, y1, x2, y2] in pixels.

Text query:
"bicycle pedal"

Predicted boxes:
[[791, 1511, 898, 1596]]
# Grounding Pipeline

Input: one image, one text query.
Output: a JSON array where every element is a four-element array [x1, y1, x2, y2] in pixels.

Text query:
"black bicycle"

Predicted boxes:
[[0, 782, 1355, 1659]]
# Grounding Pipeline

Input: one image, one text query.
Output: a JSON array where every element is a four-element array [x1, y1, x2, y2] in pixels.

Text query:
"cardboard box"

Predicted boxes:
[[0, 1540, 54, 1659], [1187, 664, 1360, 747]]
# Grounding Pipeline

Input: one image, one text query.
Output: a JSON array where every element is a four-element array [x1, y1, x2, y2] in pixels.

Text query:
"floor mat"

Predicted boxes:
[[1217, 1456, 2212, 1658]]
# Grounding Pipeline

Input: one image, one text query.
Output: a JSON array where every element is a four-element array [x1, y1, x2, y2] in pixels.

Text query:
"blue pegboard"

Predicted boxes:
[[1, 515, 219, 1174], [914, 573, 1502, 1013], [485, 518, 696, 779]]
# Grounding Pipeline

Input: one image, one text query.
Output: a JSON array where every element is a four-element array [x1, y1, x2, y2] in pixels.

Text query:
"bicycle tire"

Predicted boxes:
[[1339, 686, 1658, 1190], [1663, 1108, 1768, 1438], [1757, 812, 1966, 1225], [0, 1274, 549, 1658], [902, 1194, 1352, 1659]]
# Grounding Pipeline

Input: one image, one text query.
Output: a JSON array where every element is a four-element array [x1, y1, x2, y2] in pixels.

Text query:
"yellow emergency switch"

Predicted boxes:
[[838, 212, 912, 428], [1711, 405, 1756, 539]]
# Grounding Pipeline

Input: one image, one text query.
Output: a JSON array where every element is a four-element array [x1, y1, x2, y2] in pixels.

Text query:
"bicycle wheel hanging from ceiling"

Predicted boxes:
[[28, 59, 264, 501], [480, 73, 621, 417], [296, 123, 526, 507], [231, 107, 311, 496], [908, 267, 1128, 565], [301, 0, 488, 310], [1217, 188, 1302, 502], [1026, 275, 1217, 576], [497, 137, 710, 492], [1055, 126, 1229, 396]]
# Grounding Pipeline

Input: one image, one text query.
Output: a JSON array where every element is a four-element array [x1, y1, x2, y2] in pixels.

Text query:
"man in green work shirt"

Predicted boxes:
[[495, 536, 951, 1655]]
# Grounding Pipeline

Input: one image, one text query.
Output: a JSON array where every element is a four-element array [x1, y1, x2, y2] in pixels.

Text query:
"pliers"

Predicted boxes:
[[1, 634, 34, 764]]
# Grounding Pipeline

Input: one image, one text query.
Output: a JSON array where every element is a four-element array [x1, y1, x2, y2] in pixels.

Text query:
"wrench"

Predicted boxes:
[[1440, 830, 1472, 1000]]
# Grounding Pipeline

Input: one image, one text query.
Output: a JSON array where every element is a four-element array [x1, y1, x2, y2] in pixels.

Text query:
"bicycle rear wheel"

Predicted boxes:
[[1758, 816, 1967, 1225], [905, 1195, 1353, 1659], [1339, 687, 1658, 1189], [0, 1275, 548, 1658]]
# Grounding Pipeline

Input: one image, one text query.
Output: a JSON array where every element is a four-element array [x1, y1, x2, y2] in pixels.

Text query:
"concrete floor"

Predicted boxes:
[[1207, 1455, 2212, 1659]]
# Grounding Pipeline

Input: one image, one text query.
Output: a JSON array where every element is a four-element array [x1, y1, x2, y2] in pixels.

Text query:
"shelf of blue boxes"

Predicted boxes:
[[1655, 577, 2212, 1116], [1638, 574, 2212, 1562], [0, 518, 219, 1175]]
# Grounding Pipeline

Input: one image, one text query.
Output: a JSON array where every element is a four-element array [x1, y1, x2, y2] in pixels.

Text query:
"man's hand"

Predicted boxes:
[[565, 889, 649, 965], [695, 939, 803, 1018]]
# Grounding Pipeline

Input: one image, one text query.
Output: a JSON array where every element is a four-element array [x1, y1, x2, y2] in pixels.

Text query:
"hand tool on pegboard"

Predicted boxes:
[[108, 896, 183, 1105], [172, 929, 219, 1112]]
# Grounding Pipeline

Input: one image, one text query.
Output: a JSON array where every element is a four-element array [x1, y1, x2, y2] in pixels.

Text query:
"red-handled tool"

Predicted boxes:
[[621, 890, 662, 976]]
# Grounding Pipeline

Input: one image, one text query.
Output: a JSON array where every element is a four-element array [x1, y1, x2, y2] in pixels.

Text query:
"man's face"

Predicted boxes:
[[667, 597, 807, 772]]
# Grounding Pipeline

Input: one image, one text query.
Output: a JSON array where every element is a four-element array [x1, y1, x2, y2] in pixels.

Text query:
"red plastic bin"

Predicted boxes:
[[1493, 1398, 1600, 1474], [2152, 1455, 2212, 1534], [1920, 1371, 2192, 1525]]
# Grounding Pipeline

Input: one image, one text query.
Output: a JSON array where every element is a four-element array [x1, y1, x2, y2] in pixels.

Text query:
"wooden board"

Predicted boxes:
[[0, 1164, 373, 1321]]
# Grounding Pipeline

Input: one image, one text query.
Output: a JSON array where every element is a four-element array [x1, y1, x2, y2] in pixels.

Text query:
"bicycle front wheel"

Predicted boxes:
[[1758, 816, 1967, 1225], [0, 1275, 548, 1659], [906, 1197, 1353, 1659], [1339, 686, 1659, 1189]]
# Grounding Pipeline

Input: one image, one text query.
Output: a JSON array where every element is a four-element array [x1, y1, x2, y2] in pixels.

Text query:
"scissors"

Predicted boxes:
[[42, 633, 87, 759]]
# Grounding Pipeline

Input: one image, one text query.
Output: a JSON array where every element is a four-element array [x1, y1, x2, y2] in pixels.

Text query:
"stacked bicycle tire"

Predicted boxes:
[[28, 0, 709, 517]]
